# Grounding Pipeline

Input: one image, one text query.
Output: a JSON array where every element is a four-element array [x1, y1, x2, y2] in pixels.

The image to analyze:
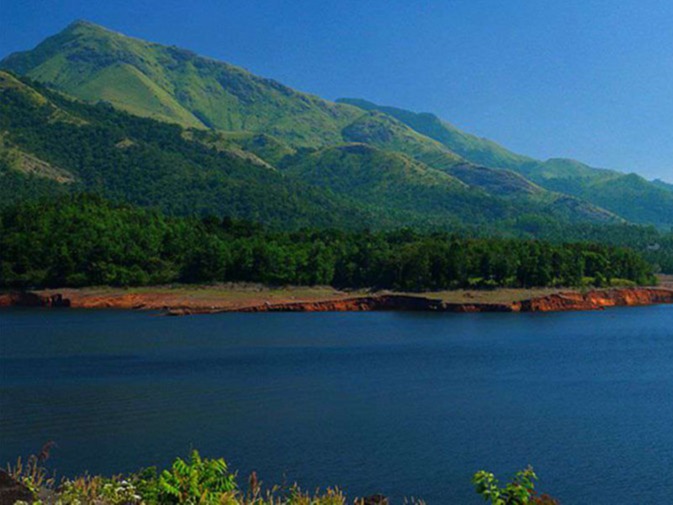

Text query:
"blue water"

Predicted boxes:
[[1, 306, 673, 503]]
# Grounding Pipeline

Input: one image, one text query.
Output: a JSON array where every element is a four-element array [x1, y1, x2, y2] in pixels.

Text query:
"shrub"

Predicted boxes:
[[157, 450, 237, 504], [472, 466, 559, 505]]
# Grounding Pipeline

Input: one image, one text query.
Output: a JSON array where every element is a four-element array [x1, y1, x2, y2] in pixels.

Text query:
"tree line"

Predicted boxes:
[[0, 195, 656, 291]]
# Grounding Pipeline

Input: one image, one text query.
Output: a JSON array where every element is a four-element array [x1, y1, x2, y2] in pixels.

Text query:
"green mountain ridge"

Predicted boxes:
[[0, 72, 383, 228], [337, 97, 535, 171], [339, 98, 673, 228], [1, 20, 363, 147], [281, 143, 620, 225], [0, 71, 623, 232], [0, 20, 667, 229], [652, 179, 673, 193]]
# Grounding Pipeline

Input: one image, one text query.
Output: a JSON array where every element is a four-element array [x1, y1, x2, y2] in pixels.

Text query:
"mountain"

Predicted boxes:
[[0, 71, 387, 228], [281, 144, 616, 224], [0, 20, 649, 229], [1, 71, 623, 233], [0, 20, 476, 168], [653, 179, 673, 194], [339, 98, 673, 228], [340, 111, 463, 170], [1, 20, 365, 148], [337, 98, 534, 171], [283, 143, 476, 218]]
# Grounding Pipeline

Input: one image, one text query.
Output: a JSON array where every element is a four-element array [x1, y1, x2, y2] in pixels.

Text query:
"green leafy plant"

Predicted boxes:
[[158, 450, 237, 504], [472, 466, 552, 505]]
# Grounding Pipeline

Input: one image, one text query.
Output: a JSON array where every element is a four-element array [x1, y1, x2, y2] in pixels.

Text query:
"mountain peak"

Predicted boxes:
[[63, 19, 120, 36], [67, 19, 98, 29], [0, 20, 363, 145]]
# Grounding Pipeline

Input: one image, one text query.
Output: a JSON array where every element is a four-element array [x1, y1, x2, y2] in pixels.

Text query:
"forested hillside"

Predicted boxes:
[[0, 195, 657, 290], [1, 17, 672, 281], [0, 71, 392, 228]]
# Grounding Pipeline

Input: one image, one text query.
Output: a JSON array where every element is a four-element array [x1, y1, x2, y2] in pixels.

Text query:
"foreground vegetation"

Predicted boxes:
[[0, 195, 657, 291], [7, 448, 558, 504]]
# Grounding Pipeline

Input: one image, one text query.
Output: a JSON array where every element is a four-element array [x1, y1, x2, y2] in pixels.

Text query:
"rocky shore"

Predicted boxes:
[[2, 286, 673, 315]]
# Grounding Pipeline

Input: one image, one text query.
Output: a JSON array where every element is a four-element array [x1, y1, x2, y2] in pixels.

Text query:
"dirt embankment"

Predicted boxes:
[[513, 288, 673, 312], [236, 288, 673, 314], [2, 287, 673, 315]]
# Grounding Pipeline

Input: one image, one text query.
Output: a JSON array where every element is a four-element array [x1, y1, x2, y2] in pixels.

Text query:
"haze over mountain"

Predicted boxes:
[[1, 20, 672, 230]]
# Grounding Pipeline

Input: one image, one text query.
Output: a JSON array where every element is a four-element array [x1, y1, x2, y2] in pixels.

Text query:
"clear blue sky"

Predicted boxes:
[[2, 0, 672, 182]]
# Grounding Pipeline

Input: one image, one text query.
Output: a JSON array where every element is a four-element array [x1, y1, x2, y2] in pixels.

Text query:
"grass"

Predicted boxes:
[[3, 20, 363, 149], [33, 284, 368, 312], [7, 449, 427, 505], [410, 287, 567, 304], [6, 448, 562, 504]]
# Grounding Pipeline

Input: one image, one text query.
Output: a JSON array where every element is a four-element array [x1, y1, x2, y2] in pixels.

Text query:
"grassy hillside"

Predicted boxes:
[[341, 111, 464, 170], [282, 143, 618, 225], [653, 179, 673, 193], [0, 71, 391, 229], [0, 72, 626, 233], [338, 97, 534, 170], [340, 98, 673, 229], [283, 143, 475, 220], [577, 173, 673, 229], [444, 163, 543, 197], [1, 20, 364, 148]]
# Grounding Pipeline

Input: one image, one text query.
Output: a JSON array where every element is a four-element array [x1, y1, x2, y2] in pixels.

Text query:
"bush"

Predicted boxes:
[[158, 450, 237, 504], [472, 466, 560, 505]]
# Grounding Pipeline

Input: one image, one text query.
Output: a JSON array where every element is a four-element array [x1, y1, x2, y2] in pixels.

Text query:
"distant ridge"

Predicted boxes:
[[339, 98, 673, 228]]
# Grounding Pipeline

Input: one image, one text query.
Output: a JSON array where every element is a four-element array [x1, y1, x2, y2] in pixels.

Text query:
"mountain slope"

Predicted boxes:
[[341, 111, 464, 171], [0, 71, 389, 228], [340, 98, 673, 228], [653, 179, 673, 194], [1, 72, 624, 231], [1, 20, 364, 148], [0, 21, 649, 228], [283, 143, 475, 219], [577, 174, 673, 229], [282, 143, 618, 225], [0, 20, 478, 168], [338, 98, 534, 171]]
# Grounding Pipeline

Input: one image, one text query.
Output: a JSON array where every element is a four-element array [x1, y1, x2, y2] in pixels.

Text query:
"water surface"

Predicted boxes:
[[2, 306, 673, 503]]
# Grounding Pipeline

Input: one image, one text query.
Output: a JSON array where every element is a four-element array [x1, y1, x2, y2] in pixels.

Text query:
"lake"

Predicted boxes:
[[1, 306, 673, 503]]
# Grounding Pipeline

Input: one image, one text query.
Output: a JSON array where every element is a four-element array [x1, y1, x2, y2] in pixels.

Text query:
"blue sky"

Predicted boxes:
[[2, 0, 672, 182]]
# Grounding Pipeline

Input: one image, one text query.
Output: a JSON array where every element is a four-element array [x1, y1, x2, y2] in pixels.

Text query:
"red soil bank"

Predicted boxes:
[[2, 287, 672, 315]]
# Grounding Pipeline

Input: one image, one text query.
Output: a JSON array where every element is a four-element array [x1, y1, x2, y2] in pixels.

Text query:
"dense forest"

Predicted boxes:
[[0, 195, 657, 291], [506, 217, 673, 274]]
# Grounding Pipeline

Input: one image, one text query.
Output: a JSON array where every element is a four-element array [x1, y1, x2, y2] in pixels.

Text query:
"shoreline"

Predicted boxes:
[[2, 284, 673, 315]]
